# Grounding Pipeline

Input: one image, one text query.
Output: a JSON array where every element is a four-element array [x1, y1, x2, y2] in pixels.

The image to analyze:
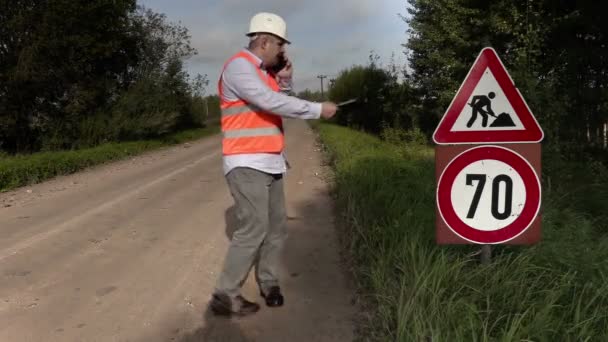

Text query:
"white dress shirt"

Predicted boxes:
[[220, 49, 322, 175]]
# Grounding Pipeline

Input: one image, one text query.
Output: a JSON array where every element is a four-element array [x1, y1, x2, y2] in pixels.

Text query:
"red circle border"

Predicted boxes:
[[437, 145, 541, 244]]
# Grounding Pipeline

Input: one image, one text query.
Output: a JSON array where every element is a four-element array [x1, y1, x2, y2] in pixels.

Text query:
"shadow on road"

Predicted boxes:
[[178, 305, 250, 342]]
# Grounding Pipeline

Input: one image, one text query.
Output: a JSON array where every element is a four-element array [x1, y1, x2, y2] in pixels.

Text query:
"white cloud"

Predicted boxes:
[[139, 0, 408, 94], [190, 29, 241, 66]]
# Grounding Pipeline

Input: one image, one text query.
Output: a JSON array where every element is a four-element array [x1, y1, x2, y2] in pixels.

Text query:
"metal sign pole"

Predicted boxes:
[[480, 245, 492, 264]]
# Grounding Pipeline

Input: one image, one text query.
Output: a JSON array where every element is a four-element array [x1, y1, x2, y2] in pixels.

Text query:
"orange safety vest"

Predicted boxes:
[[218, 51, 284, 155]]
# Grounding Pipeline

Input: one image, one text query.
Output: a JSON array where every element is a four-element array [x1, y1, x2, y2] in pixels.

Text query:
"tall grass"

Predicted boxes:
[[317, 123, 608, 341]]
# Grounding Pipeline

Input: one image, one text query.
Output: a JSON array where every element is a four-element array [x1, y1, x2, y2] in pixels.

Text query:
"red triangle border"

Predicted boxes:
[[433, 47, 544, 144]]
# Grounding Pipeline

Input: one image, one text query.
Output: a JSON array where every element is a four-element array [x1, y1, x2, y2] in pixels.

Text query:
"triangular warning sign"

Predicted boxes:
[[433, 47, 544, 144]]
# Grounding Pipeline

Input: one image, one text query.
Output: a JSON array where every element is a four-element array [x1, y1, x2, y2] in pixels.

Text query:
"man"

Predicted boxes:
[[210, 12, 338, 317], [467, 92, 496, 128]]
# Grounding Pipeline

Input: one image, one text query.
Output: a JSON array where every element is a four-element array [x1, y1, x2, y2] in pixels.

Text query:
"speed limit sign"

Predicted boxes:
[[436, 145, 541, 244]]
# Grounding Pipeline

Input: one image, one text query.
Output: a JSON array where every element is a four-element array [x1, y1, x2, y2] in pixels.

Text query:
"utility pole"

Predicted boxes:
[[204, 97, 209, 125], [317, 75, 327, 99]]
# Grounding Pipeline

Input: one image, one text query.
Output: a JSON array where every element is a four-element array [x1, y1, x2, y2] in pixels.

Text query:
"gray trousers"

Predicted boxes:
[[215, 167, 287, 298]]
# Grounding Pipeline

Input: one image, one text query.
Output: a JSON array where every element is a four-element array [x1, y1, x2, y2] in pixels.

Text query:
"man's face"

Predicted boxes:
[[262, 35, 286, 67]]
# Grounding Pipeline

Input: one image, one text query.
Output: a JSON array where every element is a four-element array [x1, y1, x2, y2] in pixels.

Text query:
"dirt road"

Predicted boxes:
[[0, 120, 355, 342]]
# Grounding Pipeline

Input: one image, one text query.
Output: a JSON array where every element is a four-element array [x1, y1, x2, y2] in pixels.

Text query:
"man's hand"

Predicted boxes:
[[320, 102, 337, 119], [276, 58, 293, 79]]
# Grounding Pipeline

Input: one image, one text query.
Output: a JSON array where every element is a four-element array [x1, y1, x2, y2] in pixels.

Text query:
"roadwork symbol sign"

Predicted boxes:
[[433, 48, 544, 144]]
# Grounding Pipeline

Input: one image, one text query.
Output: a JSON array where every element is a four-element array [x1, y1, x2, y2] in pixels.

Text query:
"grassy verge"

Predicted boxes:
[[0, 125, 220, 192], [316, 122, 608, 341]]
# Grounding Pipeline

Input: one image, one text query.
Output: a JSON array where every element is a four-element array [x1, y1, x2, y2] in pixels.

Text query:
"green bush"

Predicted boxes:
[[328, 56, 416, 135], [0, 126, 219, 192]]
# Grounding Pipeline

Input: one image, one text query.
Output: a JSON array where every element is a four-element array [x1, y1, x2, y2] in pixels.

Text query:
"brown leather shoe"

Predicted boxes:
[[210, 293, 260, 317], [260, 286, 284, 307]]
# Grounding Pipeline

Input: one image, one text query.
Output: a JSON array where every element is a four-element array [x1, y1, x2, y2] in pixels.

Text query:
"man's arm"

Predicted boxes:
[[222, 58, 321, 119], [486, 103, 495, 116]]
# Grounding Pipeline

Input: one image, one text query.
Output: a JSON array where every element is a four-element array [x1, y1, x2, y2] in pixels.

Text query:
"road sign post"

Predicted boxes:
[[433, 48, 544, 255]]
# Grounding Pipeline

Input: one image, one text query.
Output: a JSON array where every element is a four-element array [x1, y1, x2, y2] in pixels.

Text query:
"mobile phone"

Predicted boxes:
[[270, 54, 287, 74]]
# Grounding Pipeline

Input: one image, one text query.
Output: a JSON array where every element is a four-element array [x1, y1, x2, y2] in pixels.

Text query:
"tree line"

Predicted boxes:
[[322, 0, 607, 158], [3, 1, 606, 159], [0, 0, 209, 154]]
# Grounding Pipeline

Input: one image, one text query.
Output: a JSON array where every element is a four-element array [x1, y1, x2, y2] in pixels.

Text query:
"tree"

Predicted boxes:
[[297, 89, 324, 102], [329, 53, 414, 134], [404, 0, 608, 151], [0, 0, 139, 152], [0, 2, 207, 152], [105, 6, 202, 141], [128, 6, 196, 81]]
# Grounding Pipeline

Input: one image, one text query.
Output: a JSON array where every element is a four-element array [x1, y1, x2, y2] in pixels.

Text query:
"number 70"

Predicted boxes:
[[466, 174, 513, 220]]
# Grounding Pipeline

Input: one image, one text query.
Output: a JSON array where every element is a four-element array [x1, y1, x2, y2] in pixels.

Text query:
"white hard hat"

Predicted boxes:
[[247, 12, 290, 44]]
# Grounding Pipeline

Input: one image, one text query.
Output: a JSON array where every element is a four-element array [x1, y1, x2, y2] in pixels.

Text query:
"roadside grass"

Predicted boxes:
[[316, 122, 608, 341], [0, 125, 220, 192]]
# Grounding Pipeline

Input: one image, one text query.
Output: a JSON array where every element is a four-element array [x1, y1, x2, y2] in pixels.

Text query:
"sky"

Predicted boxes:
[[138, 0, 411, 95]]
